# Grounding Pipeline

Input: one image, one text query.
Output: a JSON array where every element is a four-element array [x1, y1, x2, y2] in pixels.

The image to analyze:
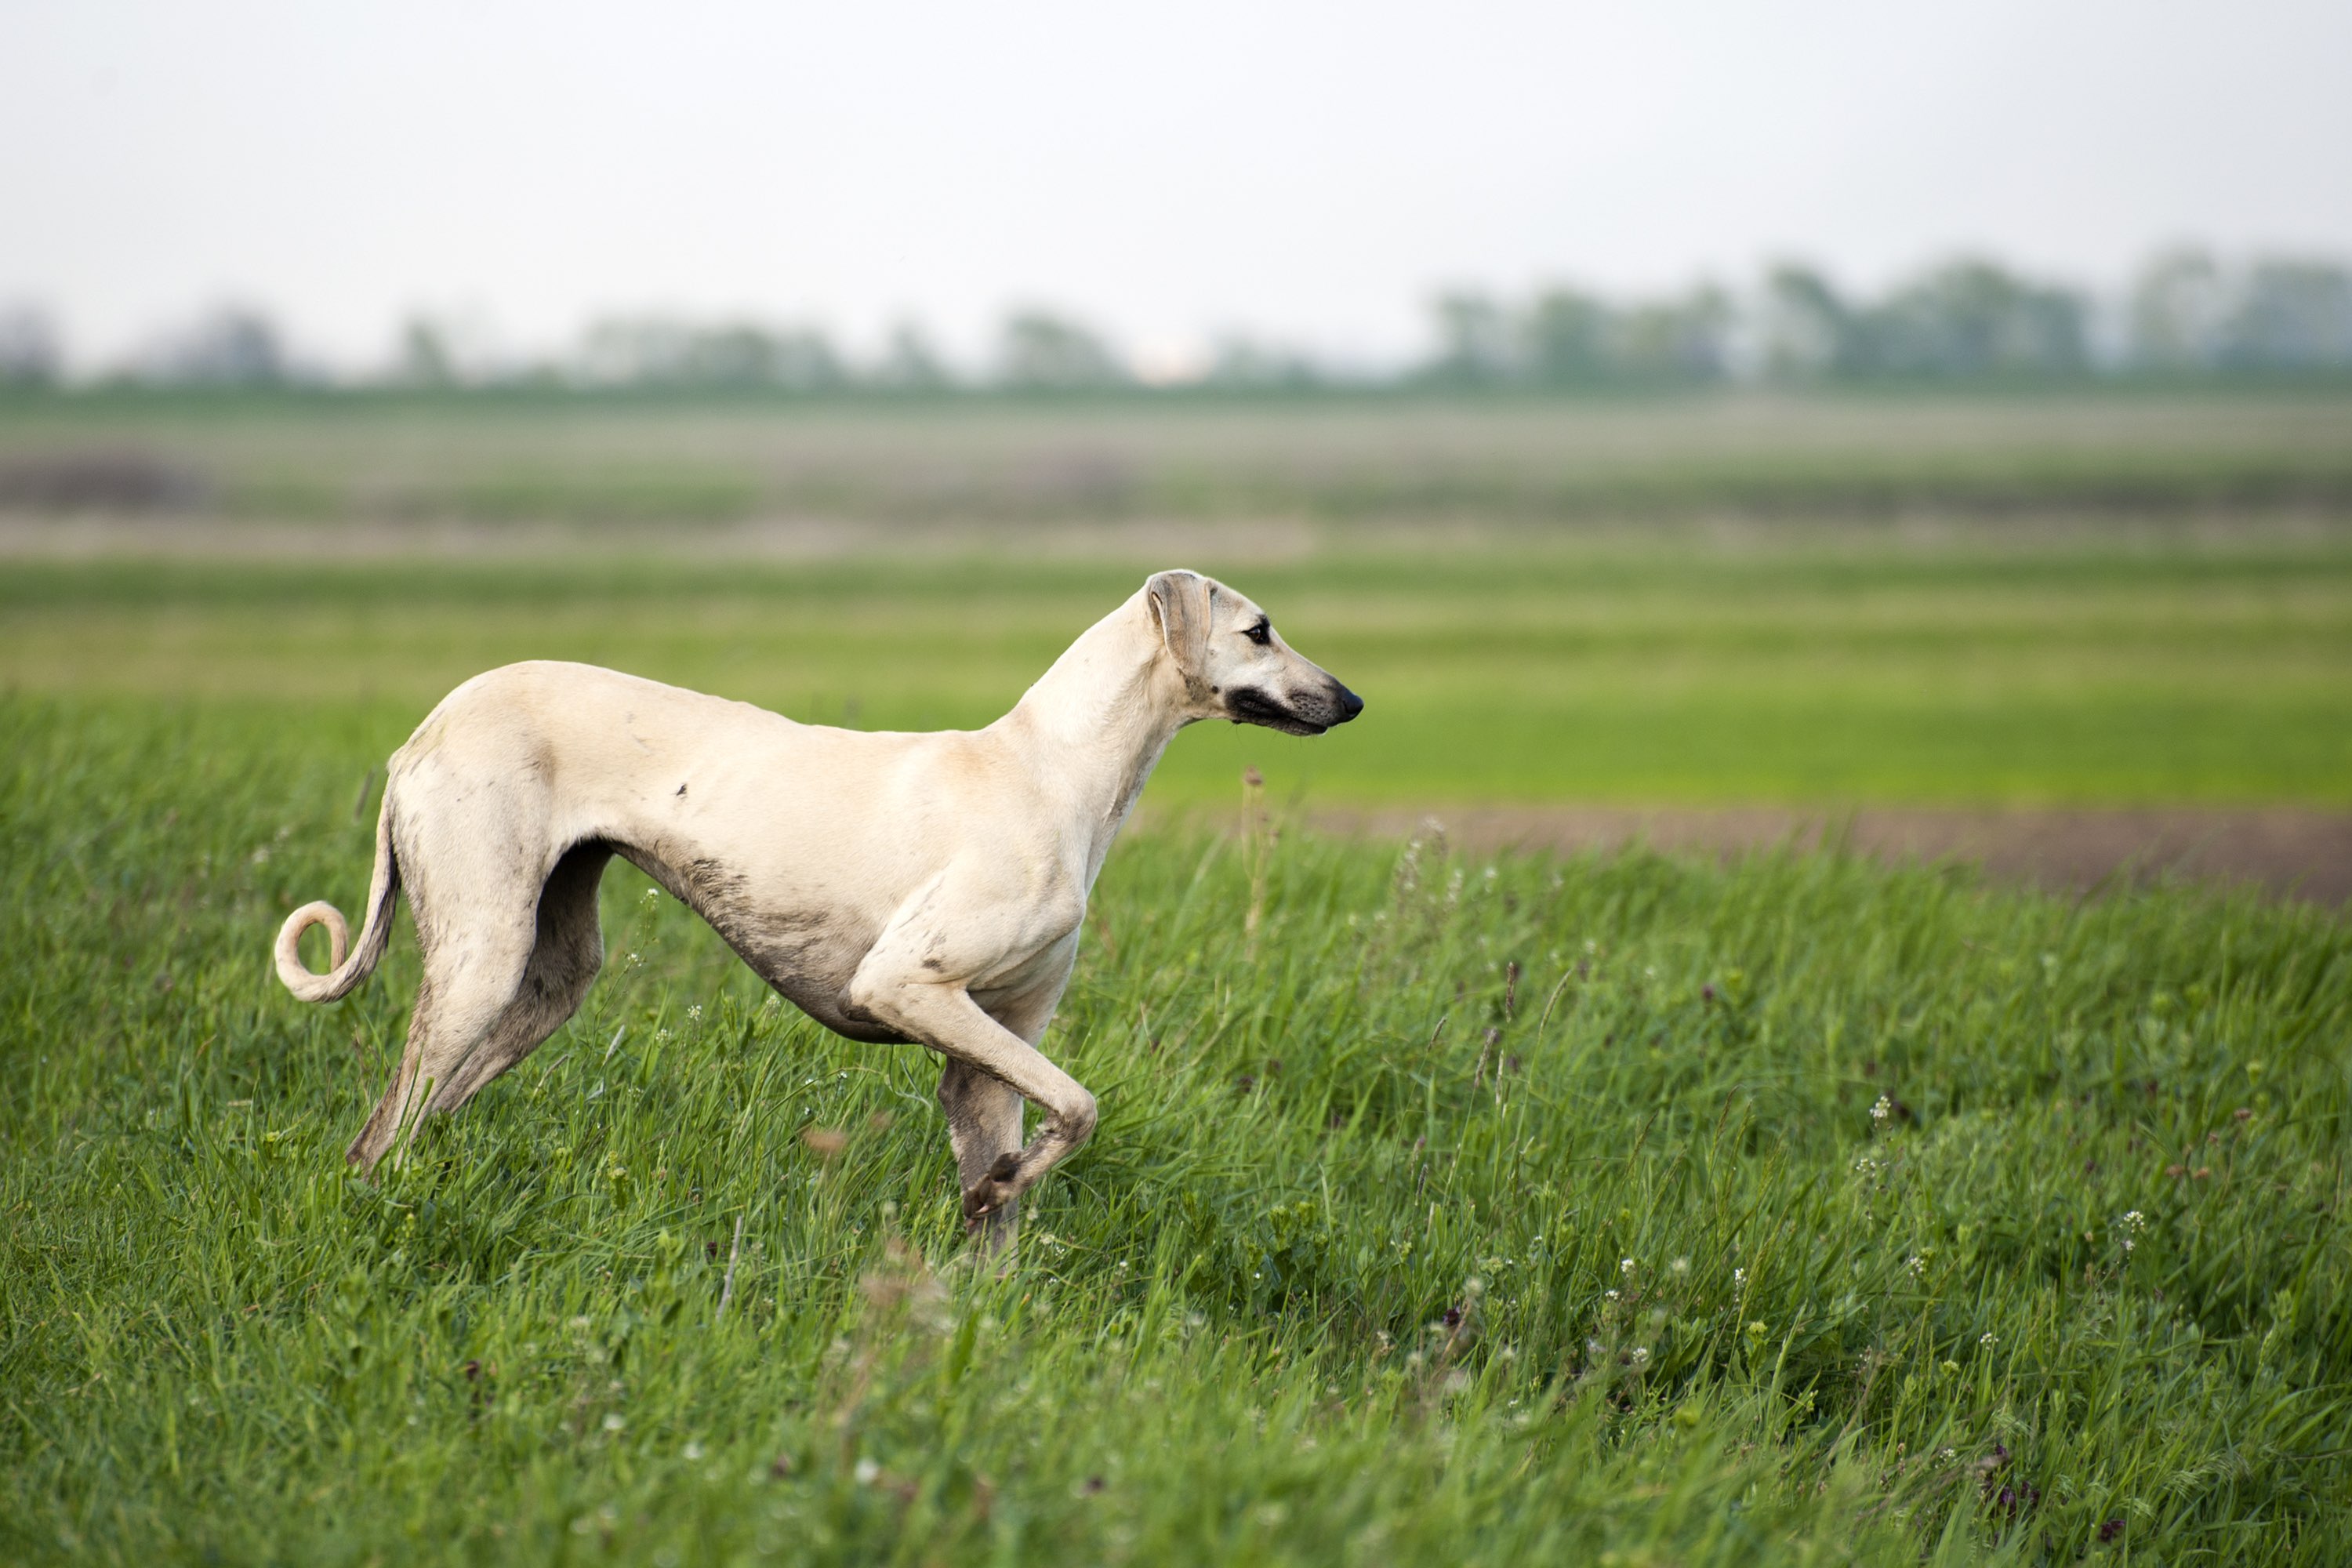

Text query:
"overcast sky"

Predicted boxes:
[[3, 0, 2348, 372]]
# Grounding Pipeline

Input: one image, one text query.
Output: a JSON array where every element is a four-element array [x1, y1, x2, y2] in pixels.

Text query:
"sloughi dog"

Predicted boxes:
[[274, 569, 1362, 1249]]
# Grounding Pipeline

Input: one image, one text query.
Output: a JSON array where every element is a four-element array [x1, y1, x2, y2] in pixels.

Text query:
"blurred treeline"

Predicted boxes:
[[2, 246, 2348, 394], [1427, 252, 2352, 388]]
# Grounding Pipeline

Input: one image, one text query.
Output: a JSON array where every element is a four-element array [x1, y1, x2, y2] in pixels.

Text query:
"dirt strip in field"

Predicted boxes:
[[1304, 805, 2352, 906]]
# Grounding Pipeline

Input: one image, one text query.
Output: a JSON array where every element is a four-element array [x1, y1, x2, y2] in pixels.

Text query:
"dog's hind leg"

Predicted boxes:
[[938, 981, 1065, 1258], [427, 842, 612, 1114], [343, 812, 552, 1172], [852, 969, 1095, 1239], [345, 844, 612, 1170], [938, 1058, 1026, 1258], [347, 917, 536, 1171]]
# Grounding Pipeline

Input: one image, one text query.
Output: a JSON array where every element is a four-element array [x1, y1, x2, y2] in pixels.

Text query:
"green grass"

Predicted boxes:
[[3, 696, 2349, 1564], [5, 394, 2351, 1559], [5, 537, 2350, 805]]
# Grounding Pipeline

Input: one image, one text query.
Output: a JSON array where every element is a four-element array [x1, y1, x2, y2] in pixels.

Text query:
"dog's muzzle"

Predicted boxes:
[[1226, 681, 1365, 736]]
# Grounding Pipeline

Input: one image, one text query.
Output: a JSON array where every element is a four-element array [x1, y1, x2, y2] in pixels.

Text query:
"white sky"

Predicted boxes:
[[3, 0, 2348, 372]]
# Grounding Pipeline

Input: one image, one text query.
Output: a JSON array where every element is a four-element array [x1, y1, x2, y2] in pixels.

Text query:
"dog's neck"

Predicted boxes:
[[1000, 593, 1195, 885]]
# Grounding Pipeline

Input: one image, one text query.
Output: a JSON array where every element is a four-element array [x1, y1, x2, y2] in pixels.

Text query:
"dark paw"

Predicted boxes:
[[962, 1155, 1024, 1228]]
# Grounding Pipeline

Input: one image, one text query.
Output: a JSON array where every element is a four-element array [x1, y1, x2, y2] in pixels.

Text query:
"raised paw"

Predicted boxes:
[[961, 1152, 1024, 1229]]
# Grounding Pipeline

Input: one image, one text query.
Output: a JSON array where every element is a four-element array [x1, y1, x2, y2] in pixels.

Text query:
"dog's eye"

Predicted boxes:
[[1244, 621, 1272, 646]]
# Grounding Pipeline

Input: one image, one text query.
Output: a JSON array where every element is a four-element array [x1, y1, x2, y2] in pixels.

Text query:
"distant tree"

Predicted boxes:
[[578, 318, 686, 386], [680, 325, 782, 387], [0, 303, 62, 386], [576, 318, 844, 390], [2217, 260, 2352, 371], [2127, 249, 2227, 371], [695, 325, 844, 390], [997, 310, 1126, 390], [397, 318, 459, 387], [1422, 283, 1730, 387], [1757, 264, 1857, 380], [1204, 336, 1323, 390], [1609, 285, 1733, 381], [873, 321, 954, 390], [1424, 291, 1514, 386], [140, 306, 289, 385], [1861, 259, 2089, 377], [1521, 289, 1611, 385], [770, 328, 848, 392]]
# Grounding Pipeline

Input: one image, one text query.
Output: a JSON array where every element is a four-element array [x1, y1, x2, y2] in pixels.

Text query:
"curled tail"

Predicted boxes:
[[275, 789, 401, 1004]]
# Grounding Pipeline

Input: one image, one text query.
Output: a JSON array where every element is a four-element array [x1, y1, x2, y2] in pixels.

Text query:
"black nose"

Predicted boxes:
[[1335, 684, 1364, 724]]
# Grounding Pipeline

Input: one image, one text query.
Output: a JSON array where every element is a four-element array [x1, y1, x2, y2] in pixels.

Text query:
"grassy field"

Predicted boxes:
[[3, 393, 2350, 1562], [7, 387, 2352, 524], [4, 537, 2350, 807], [9, 389, 2352, 806], [2, 697, 2348, 1564]]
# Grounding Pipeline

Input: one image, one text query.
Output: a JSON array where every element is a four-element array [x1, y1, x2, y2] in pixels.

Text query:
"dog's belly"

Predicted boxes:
[[609, 841, 908, 1044], [704, 901, 905, 1045]]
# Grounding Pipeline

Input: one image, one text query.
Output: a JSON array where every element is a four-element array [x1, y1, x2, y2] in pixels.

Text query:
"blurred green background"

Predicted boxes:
[[5, 388, 2350, 811]]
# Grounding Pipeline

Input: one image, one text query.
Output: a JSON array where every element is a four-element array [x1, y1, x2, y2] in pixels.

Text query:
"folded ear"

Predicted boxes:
[[1144, 568, 1215, 695]]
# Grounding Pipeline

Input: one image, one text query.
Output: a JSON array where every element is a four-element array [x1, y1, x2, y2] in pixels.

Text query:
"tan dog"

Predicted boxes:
[[274, 569, 1360, 1250]]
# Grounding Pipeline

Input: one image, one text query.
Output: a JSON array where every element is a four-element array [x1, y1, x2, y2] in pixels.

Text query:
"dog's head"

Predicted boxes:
[[1143, 569, 1363, 735]]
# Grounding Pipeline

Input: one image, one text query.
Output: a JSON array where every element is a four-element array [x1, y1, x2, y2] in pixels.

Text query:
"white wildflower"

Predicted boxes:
[[1629, 1346, 1651, 1367], [1980, 1333, 1997, 1348], [1621, 1257, 1637, 1276], [1871, 1095, 1892, 1123]]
